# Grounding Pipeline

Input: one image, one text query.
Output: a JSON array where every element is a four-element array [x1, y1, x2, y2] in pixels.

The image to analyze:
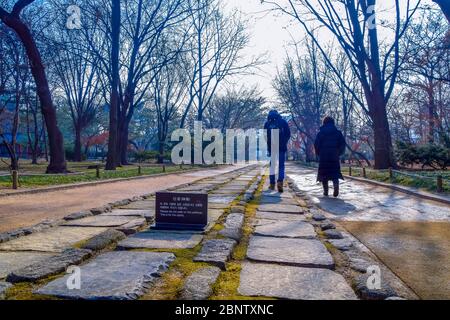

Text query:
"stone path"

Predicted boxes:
[[238, 180, 357, 300], [3, 162, 422, 300], [0, 164, 262, 300]]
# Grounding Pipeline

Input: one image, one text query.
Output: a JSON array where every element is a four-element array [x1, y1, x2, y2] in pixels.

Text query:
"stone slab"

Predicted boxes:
[[324, 229, 344, 239], [208, 196, 236, 204], [181, 267, 221, 300], [0, 251, 55, 279], [194, 239, 237, 270], [238, 262, 357, 300], [116, 218, 147, 235], [247, 236, 334, 269], [257, 204, 302, 214], [119, 200, 155, 210], [0, 227, 107, 253], [6, 248, 92, 283], [312, 213, 327, 221], [35, 251, 175, 300], [255, 211, 306, 221], [208, 209, 224, 227], [219, 213, 244, 241], [261, 191, 294, 199], [210, 190, 242, 196], [102, 209, 153, 218], [81, 229, 126, 251], [259, 197, 298, 205], [327, 239, 353, 251], [64, 211, 93, 221], [117, 231, 203, 249], [62, 216, 138, 228], [208, 203, 231, 209], [0, 281, 12, 299], [253, 220, 316, 239]]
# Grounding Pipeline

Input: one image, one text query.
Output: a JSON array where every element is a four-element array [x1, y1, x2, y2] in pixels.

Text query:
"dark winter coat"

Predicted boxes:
[[314, 123, 346, 182], [264, 110, 291, 153]]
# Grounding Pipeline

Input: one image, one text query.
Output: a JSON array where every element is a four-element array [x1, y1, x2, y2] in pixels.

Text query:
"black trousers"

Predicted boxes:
[[322, 179, 339, 192]]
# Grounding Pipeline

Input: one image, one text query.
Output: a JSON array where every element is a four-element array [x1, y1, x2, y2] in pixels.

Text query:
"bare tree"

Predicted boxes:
[[400, 9, 450, 143], [51, 30, 101, 162], [180, 0, 263, 127], [265, 0, 421, 168], [151, 51, 188, 163], [204, 85, 266, 131], [0, 0, 67, 173]]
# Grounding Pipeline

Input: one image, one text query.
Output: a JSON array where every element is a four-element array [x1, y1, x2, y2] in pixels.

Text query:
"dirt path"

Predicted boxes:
[[0, 166, 245, 233]]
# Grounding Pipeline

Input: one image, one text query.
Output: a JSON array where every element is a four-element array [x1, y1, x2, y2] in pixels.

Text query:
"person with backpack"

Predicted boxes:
[[314, 116, 346, 197], [264, 110, 291, 192]]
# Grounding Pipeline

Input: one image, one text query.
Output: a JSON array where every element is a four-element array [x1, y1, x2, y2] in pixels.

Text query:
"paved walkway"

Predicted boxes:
[[287, 164, 450, 299], [2, 162, 447, 300], [0, 165, 247, 233]]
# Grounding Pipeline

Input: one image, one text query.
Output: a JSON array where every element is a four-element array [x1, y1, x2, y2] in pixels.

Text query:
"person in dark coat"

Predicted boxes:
[[314, 116, 346, 197], [264, 109, 291, 192]]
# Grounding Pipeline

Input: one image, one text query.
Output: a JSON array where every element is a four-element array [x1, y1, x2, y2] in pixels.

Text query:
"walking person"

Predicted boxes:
[[264, 110, 291, 192], [314, 116, 346, 197]]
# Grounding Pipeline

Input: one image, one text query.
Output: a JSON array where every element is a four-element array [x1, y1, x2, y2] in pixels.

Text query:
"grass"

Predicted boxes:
[[341, 167, 450, 193], [0, 159, 212, 189]]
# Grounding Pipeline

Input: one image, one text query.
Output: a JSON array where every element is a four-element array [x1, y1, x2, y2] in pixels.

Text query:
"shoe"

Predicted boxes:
[[269, 184, 275, 191], [333, 183, 339, 197], [277, 181, 284, 193]]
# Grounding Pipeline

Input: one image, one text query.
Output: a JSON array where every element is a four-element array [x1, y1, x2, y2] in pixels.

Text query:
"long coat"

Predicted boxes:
[[314, 123, 346, 182]]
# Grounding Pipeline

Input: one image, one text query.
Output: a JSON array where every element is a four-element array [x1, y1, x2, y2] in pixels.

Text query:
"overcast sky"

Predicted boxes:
[[223, 0, 436, 105]]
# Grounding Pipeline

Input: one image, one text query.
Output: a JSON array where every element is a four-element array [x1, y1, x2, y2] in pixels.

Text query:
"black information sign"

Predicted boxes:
[[154, 192, 208, 231]]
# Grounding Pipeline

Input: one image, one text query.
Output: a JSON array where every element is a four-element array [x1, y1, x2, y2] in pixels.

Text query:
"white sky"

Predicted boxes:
[[224, 0, 294, 104], [224, 0, 436, 105]]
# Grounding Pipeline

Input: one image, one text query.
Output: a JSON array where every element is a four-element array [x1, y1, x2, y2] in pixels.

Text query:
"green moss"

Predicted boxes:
[[4, 274, 64, 300], [210, 174, 268, 300]]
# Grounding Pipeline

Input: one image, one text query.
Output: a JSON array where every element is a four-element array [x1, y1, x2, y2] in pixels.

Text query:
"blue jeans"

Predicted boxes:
[[270, 151, 286, 185]]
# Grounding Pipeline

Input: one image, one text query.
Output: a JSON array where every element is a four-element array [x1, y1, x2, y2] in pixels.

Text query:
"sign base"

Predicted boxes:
[[152, 223, 206, 231]]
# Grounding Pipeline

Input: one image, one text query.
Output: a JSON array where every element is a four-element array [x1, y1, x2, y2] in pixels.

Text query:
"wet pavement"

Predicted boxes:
[[288, 163, 450, 299]]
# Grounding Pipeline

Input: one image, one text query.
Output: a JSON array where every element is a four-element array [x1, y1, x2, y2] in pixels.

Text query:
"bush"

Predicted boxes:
[[396, 141, 450, 169]]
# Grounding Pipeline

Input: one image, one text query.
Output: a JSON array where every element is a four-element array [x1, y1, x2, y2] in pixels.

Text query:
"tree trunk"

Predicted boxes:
[[105, 0, 121, 171], [119, 121, 129, 165], [1, 13, 67, 173], [304, 138, 315, 162], [158, 140, 165, 164], [370, 94, 396, 169], [74, 123, 82, 162], [427, 85, 436, 144]]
